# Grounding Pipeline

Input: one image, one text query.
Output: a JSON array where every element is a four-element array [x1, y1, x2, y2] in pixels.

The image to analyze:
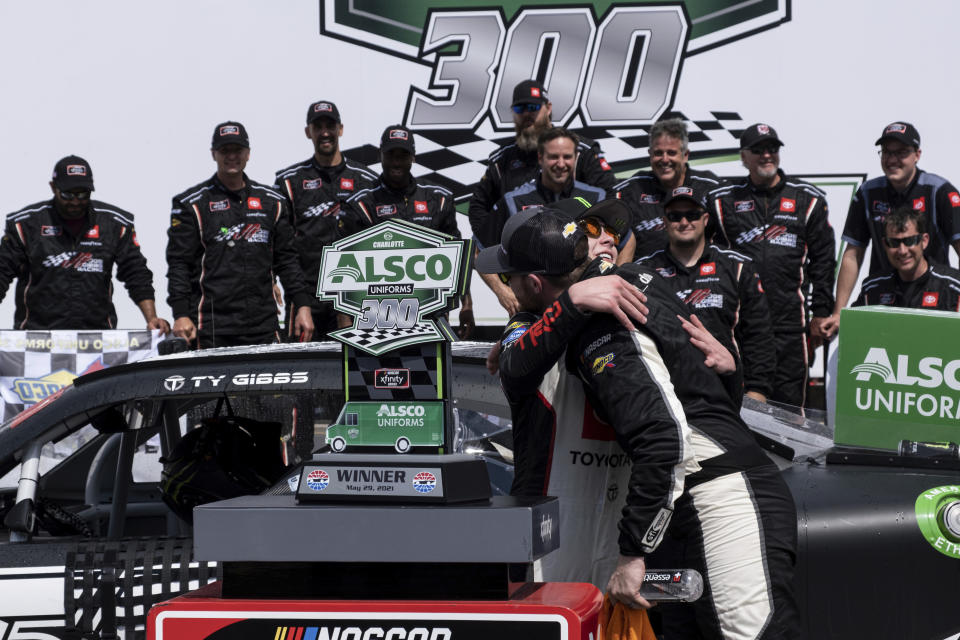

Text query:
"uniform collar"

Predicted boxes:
[[379, 174, 418, 197], [311, 156, 347, 178], [747, 168, 786, 196], [212, 173, 250, 201], [885, 168, 923, 197]]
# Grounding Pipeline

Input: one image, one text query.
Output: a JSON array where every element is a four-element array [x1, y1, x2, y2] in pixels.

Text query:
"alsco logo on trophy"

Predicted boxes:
[[318, 220, 472, 355]]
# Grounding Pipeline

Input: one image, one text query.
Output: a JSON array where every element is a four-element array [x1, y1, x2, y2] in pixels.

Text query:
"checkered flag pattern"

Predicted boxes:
[[346, 342, 442, 401], [332, 321, 443, 356], [342, 111, 746, 202], [0, 329, 162, 423]]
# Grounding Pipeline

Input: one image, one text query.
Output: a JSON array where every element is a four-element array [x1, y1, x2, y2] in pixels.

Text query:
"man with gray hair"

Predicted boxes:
[[615, 118, 723, 258]]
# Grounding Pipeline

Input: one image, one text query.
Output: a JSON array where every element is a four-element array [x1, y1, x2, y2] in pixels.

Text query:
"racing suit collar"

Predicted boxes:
[[535, 171, 575, 201], [747, 168, 786, 196], [378, 174, 418, 197], [665, 242, 711, 273], [311, 156, 347, 179], [211, 173, 251, 201], [885, 167, 922, 197]]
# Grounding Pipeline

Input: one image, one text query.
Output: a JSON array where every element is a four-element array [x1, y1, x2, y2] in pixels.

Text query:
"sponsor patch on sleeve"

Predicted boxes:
[[501, 324, 530, 347], [949, 192, 960, 207]]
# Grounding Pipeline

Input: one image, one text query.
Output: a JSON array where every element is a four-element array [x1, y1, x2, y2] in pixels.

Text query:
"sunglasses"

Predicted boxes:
[[883, 234, 923, 248], [59, 189, 91, 201], [665, 208, 705, 223], [748, 144, 780, 155], [511, 103, 542, 114], [579, 216, 621, 245]]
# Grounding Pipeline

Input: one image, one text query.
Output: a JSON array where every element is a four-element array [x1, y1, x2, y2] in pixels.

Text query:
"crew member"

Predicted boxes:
[[614, 118, 723, 258], [479, 202, 799, 638], [0, 155, 169, 331], [469, 79, 616, 315], [855, 206, 960, 310], [273, 100, 378, 339], [475, 128, 632, 315], [639, 186, 775, 402], [339, 124, 472, 336], [167, 121, 314, 348], [823, 122, 960, 334], [709, 123, 836, 407]]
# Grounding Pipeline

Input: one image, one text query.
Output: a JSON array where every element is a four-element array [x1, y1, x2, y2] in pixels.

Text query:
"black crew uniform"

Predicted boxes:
[[167, 174, 311, 347], [474, 174, 615, 250], [339, 176, 459, 237], [855, 263, 960, 310], [274, 156, 378, 338], [842, 170, 960, 276], [638, 244, 775, 400], [709, 170, 836, 407], [0, 200, 154, 329], [468, 136, 615, 242], [499, 258, 799, 640], [614, 165, 723, 258]]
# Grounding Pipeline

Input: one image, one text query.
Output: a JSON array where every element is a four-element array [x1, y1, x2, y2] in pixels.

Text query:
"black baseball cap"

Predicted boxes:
[[663, 185, 705, 209], [51, 155, 94, 192], [307, 100, 341, 124], [739, 123, 784, 150], [875, 121, 921, 148], [475, 206, 586, 276], [211, 121, 250, 150], [512, 79, 549, 107], [551, 198, 632, 240], [380, 124, 415, 154]]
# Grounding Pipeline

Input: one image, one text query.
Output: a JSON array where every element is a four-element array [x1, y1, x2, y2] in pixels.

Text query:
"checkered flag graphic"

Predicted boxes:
[[332, 321, 443, 356], [347, 342, 441, 401], [342, 110, 747, 202]]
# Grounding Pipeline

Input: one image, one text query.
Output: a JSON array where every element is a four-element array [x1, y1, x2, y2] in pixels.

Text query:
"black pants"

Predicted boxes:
[[770, 332, 807, 408], [648, 463, 799, 640], [197, 329, 279, 350]]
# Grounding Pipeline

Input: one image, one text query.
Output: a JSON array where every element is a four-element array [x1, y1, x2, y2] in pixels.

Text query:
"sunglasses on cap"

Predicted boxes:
[[59, 189, 91, 201], [578, 216, 621, 245], [511, 103, 542, 114], [665, 208, 706, 223], [883, 234, 923, 248]]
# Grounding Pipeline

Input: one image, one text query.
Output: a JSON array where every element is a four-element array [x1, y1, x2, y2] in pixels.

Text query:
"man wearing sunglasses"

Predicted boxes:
[[481, 200, 799, 639], [468, 79, 616, 315], [709, 123, 836, 408], [614, 118, 724, 258], [854, 206, 960, 310], [823, 122, 960, 336], [0, 155, 168, 332], [639, 186, 775, 403]]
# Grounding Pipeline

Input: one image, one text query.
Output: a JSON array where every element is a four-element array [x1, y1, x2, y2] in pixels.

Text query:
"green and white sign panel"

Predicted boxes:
[[318, 220, 473, 355], [836, 306, 960, 449]]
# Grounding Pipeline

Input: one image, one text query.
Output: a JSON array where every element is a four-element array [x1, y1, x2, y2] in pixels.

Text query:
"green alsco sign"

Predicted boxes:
[[318, 220, 472, 355], [836, 306, 960, 449]]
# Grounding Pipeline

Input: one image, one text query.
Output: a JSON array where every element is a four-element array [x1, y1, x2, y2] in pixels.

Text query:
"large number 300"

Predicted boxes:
[[406, 7, 688, 130]]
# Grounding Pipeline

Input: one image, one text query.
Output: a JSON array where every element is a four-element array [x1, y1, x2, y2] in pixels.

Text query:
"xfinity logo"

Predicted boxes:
[[851, 347, 960, 389], [540, 513, 553, 545]]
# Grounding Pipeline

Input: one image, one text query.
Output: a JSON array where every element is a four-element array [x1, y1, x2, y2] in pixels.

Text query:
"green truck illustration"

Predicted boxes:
[[326, 401, 444, 453]]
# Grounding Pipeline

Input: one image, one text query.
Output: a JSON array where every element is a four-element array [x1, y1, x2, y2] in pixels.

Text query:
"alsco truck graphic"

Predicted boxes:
[[327, 401, 444, 453]]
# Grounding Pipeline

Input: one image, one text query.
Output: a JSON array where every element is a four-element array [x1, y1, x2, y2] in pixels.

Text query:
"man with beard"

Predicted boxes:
[[273, 100, 377, 339], [854, 206, 960, 310], [168, 122, 314, 348], [638, 186, 775, 403], [0, 155, 169, 331], [339, 125, 473, 336], [481, 201, 799, 639], [477, 128, 632, 263], [469, 79, 615, 315], [614, 118, 723, 258], [708, 123, 835, 408], [821, 122, 960, 337]]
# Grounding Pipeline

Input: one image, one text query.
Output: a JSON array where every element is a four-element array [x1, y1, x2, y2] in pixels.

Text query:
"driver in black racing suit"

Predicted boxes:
[[479, 200, 799, 640]]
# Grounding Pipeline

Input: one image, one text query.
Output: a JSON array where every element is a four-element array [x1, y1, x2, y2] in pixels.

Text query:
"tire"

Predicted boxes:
[[331, 436, 346, 453], [395, 436, 411, 454]]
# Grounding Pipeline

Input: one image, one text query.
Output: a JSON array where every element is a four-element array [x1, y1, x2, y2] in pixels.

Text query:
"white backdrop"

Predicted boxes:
[[0, 1, 956, 329]]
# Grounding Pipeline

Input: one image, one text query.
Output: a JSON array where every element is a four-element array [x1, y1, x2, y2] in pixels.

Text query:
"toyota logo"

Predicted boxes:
[[164, 375, 185, 391]]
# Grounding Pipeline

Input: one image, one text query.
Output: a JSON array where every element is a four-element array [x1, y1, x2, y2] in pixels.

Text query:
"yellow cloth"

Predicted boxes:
[[599, 594, 658, 640]]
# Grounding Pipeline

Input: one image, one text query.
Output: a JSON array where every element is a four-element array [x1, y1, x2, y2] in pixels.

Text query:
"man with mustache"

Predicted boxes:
[[469, 79, 616, 315], [273, 100, 378, 339]]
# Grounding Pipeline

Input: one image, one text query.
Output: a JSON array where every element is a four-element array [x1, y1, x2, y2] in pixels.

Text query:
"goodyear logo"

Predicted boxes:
[[12, 369, 77, 404], [592, 353, 616, 374]]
